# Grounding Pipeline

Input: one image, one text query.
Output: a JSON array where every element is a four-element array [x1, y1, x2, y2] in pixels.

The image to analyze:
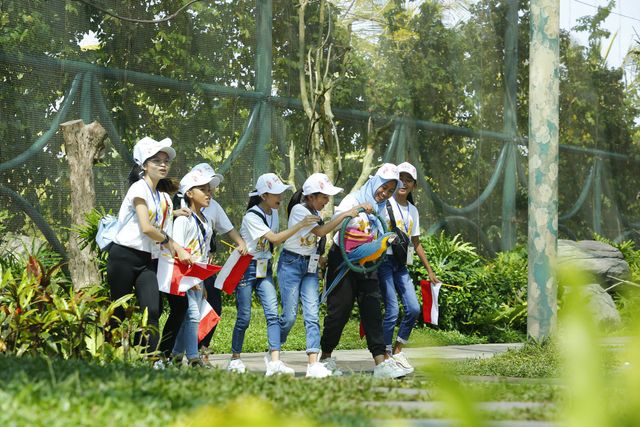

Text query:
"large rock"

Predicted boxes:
[[560, 283, 623, 330], [558, 239, 630, 289]]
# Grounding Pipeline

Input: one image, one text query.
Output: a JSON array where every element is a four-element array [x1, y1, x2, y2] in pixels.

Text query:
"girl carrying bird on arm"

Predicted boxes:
[[319, 163, 407, 379]]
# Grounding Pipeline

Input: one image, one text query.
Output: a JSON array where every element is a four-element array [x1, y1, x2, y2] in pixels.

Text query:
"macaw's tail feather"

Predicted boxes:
[[320, 264, 348, 304]]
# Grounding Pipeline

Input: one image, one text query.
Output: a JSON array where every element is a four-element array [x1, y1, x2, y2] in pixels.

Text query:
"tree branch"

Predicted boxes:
[[71, 0, 204, 24]]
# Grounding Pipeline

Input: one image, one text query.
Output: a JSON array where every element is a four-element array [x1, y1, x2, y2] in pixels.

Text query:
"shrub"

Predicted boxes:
[[0, 248, 149, 361], [409, 233, 527, 340]]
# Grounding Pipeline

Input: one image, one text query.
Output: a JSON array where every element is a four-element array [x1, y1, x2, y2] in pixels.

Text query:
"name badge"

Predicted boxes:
[[307, 254, 320, 274], [256, 259, 268, 279], [406, 245, 415, 265]]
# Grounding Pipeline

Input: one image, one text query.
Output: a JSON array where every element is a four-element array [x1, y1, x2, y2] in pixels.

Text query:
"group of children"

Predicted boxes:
[[106, 136, 438, 379]]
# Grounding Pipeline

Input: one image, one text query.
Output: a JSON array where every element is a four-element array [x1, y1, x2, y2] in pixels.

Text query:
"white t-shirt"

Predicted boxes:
[[283, 204, 319, 256], [171, 214, 213, 263], [114, 179, 173, 258], [331, 193, 379, 246], [202, 200, 234, 235], [383, 198, 420, 254], [240, 206, 279, 260]]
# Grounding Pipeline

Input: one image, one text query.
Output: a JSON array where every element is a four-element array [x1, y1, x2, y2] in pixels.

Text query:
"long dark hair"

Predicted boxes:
[[246, 193, 262, 211], [128, 164, 179, 194], [287, 189, 304, 217]]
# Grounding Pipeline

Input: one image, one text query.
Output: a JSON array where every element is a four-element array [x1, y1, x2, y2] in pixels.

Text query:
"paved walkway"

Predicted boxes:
[[205, 343, 523, 375]]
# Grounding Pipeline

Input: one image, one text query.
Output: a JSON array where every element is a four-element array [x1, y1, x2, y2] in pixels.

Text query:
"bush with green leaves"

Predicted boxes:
[[409, 233, 528, 341], [0, 248, 150, 361]]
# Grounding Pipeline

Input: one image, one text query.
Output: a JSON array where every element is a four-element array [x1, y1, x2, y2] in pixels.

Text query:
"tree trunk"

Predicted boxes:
[[60, 119, 106, 290], [351, 117, 379, 193]]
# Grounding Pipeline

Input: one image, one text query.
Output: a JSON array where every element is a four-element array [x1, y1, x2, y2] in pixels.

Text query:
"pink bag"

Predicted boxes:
[[344, 227, 373, 252]]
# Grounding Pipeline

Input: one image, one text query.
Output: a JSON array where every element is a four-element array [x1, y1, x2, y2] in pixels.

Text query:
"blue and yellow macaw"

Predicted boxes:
[[320, 231, 396, 303]]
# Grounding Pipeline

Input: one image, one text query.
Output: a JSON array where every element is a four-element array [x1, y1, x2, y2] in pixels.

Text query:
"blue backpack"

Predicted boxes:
[[96, 210, 134, 252]]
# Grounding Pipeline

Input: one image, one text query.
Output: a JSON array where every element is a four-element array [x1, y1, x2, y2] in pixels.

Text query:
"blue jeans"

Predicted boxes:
[[172, 287, 203, 360], [377, 256, 421, 353], [231, 260, 280, 354], [277, 249, 321, 354]]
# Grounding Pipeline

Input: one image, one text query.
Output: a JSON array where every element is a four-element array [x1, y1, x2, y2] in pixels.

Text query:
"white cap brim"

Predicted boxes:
[[180, 173, 217, 195], [303, 184, 343, 196]]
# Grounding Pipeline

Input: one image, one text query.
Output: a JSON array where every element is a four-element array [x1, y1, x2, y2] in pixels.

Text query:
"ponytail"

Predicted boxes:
[[246, 193, 262, 211], [128, 164, 144, 185], [287, 189, 304, 218], [173, 192, 185, 209], [407, 192, 415, 205]]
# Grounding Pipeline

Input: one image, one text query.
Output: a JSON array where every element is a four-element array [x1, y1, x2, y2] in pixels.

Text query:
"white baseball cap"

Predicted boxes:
[[190, 163, 223, 189], [179, 166, 217, 195], [397, 162, 417, 180], [302, 173, 343, 196], [249, 173, 292, 196], [374, 163, 403, 189], [133, 136, 176, 166]]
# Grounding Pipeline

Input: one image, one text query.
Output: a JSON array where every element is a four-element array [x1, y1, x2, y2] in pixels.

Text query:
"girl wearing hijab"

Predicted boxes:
[[319, 163, 407, 379]]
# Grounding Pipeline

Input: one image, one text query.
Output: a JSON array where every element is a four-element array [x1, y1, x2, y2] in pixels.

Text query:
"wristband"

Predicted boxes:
[[160, 232, 170, 245]]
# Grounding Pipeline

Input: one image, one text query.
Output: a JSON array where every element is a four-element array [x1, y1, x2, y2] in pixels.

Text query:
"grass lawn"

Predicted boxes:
[[0, 342, 575, 427]]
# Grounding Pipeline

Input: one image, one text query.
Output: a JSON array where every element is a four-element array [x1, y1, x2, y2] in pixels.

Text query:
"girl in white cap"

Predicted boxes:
[[106, 136, 192, 358], [228, 173, 318, 376], [319, 164, 407, 379], [278, 173, 369, 378], [164, 165, 218, 367], [159, 164, 248, 360], [378, 161, 439, 375]]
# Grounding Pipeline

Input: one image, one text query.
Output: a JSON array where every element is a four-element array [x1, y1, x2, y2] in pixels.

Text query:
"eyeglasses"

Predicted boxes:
[[147, 157, 172, 166]]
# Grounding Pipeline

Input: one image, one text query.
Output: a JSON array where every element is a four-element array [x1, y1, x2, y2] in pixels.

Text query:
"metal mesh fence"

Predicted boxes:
[[0, 0, 638, 261]]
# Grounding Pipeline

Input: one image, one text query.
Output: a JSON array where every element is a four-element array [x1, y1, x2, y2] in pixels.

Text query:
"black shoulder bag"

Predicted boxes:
[[386, 200, 411, 265]]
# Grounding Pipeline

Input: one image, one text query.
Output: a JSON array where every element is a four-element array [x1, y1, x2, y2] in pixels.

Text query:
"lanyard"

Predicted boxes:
[[191, 213, 207, 256], [394, 199, 410, 233], [144, 180, 161, 225]]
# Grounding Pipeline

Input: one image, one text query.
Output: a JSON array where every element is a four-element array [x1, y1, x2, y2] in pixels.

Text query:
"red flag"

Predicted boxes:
[[420, 280, 442, 325], [214, 250, 253, 295], [198, 299, 220, 342], [157, 254, 221, 295]]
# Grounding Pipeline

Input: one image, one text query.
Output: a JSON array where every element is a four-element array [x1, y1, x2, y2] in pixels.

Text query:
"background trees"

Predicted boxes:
[[0, 0, 638, 256]]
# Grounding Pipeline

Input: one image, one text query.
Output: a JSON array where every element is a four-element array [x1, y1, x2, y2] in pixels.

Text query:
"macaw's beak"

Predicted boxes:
[[387, 234, 397, 244]]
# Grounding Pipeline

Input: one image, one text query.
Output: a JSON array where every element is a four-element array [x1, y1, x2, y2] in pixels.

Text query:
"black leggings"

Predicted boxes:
[[106, 243, 161, 354], [199, 275, 222, 349], [320, 244, 386, 358]]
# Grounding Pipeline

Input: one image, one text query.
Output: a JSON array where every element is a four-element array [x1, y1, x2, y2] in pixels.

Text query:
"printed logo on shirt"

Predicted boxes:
[[388, 218, 413, 235], [299, 234, 318, 247], [256, 236, 271, 253]]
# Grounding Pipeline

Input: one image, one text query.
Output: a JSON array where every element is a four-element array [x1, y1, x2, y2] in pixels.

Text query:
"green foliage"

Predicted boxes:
[[75, 207, 110, 277], [409, 233, 527, 340], [0, 249, 149, 361]]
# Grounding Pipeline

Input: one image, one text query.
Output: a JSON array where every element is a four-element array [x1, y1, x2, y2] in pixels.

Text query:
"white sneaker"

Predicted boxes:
[[227, 358, 246, 374], [265, 358, 295, 377], [373, 359, 406, 379], [306, 362, 332, 378], [392, 352, 415, 375], [320, 357, 343, 376]]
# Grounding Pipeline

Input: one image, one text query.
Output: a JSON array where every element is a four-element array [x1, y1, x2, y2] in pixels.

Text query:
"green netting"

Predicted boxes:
[[0, 0, 638, 260]]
